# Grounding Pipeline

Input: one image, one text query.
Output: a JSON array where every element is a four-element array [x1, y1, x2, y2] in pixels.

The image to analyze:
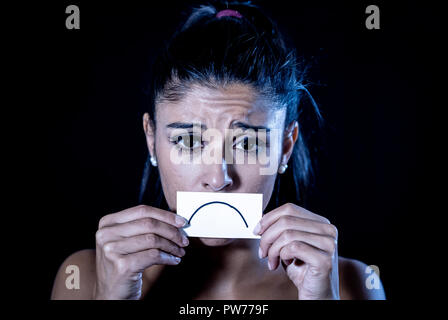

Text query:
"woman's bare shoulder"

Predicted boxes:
[[338, 256, 386, 300], [50, 249, 97, 300], [50, 249, 166, 300]]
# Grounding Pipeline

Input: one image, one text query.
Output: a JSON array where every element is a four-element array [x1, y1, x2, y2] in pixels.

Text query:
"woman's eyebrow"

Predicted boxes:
[[165, 121, 270, 132], [232, 121, 271, 132], [166, 122, 207, 130]]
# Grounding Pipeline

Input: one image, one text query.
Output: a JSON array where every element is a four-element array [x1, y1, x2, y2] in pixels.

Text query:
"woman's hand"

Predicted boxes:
[[94, 205, 189, 300], [254, 203, 339, 300]]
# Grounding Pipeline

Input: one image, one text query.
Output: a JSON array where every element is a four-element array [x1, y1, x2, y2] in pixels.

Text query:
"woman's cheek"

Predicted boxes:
[[160, 165, 196, 203], [234, 164, 277, 204], [235, 164, 275, 189]]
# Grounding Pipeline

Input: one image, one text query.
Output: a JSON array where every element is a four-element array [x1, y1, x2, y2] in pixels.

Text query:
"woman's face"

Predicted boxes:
[[143, 83, 297, 246]]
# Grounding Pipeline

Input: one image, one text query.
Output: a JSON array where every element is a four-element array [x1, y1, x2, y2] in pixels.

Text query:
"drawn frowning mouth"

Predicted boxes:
[[188, 201, 248, 228]]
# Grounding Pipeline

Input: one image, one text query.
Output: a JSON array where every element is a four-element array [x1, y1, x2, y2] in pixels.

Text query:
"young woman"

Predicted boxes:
[[51, 1, 385, 300]]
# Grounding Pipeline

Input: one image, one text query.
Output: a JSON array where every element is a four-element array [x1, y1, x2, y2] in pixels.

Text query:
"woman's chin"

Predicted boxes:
[[197, 237, 234, 246]]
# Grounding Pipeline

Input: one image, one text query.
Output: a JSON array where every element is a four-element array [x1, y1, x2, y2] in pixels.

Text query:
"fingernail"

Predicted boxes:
[[182, 235, 189, 246], [268, 261, 273, 270], [180, 228, 188, 237], [173, 256, 181, 264], [253, 222, 261, 235], [176, 215, 189, 227], [258, 247, 263, 259]]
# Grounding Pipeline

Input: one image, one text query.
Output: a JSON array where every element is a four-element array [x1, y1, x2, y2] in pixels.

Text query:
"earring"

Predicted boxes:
[[278, 163, 288, 174], [150, 156, 158, 167]]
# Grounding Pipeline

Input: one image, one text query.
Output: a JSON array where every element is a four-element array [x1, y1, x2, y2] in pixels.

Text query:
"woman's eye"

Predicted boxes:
[[173, 134, 202, 150], [235, 137, 259, 152]]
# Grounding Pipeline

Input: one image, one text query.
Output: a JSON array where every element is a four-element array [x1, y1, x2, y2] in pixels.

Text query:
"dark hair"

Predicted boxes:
[[139, 0, 323, 210]]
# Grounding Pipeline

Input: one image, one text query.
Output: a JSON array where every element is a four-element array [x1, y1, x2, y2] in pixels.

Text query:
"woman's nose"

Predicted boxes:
[[202, 159, 233, 192]]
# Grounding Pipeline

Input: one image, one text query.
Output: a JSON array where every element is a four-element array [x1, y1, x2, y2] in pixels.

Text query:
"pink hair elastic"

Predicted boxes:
[[216, 9, 243, 19]]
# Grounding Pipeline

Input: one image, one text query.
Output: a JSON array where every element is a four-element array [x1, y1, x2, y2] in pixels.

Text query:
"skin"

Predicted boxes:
[[51, 83, 386, 300]]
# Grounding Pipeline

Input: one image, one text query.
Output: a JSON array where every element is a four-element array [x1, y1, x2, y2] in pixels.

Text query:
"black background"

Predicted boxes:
[[15, 0, 434, 301]]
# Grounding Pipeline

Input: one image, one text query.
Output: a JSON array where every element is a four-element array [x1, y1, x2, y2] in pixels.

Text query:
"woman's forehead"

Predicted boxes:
[[156, 83, 285, 127]]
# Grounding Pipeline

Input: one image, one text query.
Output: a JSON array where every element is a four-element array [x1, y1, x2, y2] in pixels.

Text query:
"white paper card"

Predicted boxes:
[[177, 191, 262, 239]]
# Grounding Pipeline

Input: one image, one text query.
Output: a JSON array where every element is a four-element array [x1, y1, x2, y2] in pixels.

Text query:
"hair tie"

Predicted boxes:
[[216, 9, 243, 19]]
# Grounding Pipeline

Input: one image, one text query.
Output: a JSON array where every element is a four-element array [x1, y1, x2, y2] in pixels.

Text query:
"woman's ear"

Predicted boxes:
[[143, 113, 156, 157], [280, 120, 299, 165]]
